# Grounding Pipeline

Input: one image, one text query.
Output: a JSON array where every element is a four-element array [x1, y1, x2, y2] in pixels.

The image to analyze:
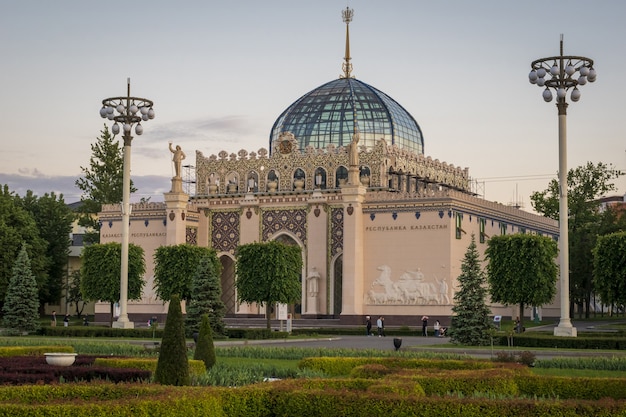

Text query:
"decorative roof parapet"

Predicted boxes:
[[195, 138, 470, 195]]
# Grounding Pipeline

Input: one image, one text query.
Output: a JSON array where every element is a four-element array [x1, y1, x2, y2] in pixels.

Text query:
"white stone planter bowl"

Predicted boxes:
[[44, 353, 77, 366]]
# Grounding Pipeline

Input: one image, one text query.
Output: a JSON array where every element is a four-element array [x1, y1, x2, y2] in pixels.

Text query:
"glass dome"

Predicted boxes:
[[270, 78, 424, 155]]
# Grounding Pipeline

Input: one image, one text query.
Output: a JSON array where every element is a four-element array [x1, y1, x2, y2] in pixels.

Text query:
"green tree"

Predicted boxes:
[[17, 191, 73, 307], [450, 234, 492, 346], [0, 185, 48, 308], [153, 245, 219, 303], [154, 294, 190, 386], [65, 270, 87, 317], [236, 241, 302, 329], [486, 234, 558, 328], [80, 242, 145, 325], [2, 244, 40, 333], [531, 161, 623, 317], [185, 254, 226, 337], [593, 232, 626, 312], [193, 314, 216, 370], [75, 124, 135, 244]]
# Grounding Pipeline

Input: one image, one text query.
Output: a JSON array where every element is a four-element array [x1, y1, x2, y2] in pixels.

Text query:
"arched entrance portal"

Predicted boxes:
[[220, 255, 236, 316], [274, 233, 303, 318], [333, 254, 343, 317]]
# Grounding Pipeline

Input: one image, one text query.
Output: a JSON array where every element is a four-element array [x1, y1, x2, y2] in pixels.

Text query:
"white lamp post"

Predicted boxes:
[[529, 35, 595, 337], [100, 78, 154, 328]]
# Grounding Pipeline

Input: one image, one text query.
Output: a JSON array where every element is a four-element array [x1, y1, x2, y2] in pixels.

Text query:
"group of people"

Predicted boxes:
[[365, 315, 448, 337], [422, 316, 447, 337], [51, 311, 89, 327], [365, 315, 386, 337], [51, 311, 70, 327]]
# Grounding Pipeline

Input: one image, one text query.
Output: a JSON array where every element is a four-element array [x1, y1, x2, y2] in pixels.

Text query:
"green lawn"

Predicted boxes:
[[217, 356, 300, 370]]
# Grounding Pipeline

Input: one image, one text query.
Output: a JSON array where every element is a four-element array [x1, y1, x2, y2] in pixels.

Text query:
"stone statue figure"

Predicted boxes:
[[169, 142, 186, 178], [435, 276, 450, 305], [348, 131, 360, 167], [307, 267, 320, 296]]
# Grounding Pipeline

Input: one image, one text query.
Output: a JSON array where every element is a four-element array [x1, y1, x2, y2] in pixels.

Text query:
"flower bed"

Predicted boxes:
[[0, 355, 151, 385]]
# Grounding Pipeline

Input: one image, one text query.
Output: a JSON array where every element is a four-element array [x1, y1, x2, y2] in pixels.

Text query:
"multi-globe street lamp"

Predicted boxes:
[[529, 36, 596, 337], [99, 78, 155, 328]]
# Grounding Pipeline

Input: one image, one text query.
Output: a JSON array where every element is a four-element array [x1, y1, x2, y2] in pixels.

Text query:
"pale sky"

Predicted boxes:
[[1, 1, 624, 211]]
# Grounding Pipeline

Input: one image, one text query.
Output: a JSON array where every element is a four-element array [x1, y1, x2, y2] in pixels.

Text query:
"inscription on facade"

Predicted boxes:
[[101, 232, 167, 238], [365, 224, 447, 232]]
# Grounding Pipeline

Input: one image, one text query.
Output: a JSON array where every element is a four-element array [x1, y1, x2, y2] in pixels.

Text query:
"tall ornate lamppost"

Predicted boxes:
[[99, 78, 155, 328], [529, 35, 596, 337]]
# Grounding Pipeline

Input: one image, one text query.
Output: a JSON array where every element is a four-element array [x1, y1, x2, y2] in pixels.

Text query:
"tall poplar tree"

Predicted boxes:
[[236, 241, 302, 329], [80, 242, 145, 325], [531, 161, 623, 317], [17, 190, 73, 306], [75, 124, 135, 243], [451, 234, 492, 346], [0, 185, 48, 308], [2, 244, 40, 333], [486, 234, 558, 328]]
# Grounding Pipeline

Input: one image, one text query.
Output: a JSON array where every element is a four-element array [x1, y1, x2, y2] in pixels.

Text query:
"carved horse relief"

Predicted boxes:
[[367, 265, 439, 305]]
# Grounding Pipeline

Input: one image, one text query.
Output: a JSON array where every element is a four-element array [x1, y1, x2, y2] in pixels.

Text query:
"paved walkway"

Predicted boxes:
[[214, 320, 626, 360]]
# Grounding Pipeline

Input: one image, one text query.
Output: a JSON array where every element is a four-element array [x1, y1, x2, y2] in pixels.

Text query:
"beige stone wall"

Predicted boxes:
[[98, 203, 169, 319]]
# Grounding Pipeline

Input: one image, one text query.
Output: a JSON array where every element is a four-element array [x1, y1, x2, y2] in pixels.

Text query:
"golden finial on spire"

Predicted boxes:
[[341, 7, 354, 79]]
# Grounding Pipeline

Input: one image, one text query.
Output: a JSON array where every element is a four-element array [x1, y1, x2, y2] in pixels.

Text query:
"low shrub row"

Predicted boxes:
[[0, 345, 74, 357], [1, 380, 625, 416], [297, 357, 495, 377], [497, 333, 626, 350], [37, 326, 165, 339], [225, 329, 289, 340], [535, 356, 626, 371]]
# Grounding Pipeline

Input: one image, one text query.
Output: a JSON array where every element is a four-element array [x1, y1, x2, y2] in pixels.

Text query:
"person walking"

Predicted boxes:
[[365, 316, 372, 336], [63, 314, 70, 327], [381, 316, 386, 337], [51, 311, 57, 327], [421, 315, 429, 336], [376, 316, 383, 337]]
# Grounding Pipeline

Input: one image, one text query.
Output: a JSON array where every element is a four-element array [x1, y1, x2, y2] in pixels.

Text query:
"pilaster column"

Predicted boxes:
[[340, 184, 366, 316], [164, 187, 189, 246]]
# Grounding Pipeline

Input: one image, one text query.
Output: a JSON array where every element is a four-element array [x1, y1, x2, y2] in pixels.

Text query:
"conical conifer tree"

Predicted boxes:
[[451, 234, 492, 346], [193, 314, 216, 369], [185, 255, 225, 337], [154, 294, 190, 386], [2, 244, 40, 333]]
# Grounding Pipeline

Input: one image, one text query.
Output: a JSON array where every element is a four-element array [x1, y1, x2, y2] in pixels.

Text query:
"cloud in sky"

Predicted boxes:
[[1, 173, 171, 205]]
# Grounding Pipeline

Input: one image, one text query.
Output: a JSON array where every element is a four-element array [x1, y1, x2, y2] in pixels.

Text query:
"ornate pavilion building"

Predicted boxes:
[[98, 8, 559, 325]]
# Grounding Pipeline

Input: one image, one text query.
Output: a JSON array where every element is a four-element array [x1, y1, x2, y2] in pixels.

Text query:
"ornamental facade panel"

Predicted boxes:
[[330, 206, 344, 257], [211, 211, 240, 254], [186, 227, 197, 245], [262, 208, 307, 244]]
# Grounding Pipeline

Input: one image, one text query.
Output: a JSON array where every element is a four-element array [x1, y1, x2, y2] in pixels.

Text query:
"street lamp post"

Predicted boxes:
[[100, 78, 154, 328], [529, 35, 596, 337]]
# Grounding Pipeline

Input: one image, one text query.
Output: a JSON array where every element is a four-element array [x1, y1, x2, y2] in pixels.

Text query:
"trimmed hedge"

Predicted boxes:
[[37, 325, 166, 339], [0, 346, 74, 356], [226, 328, 289, 340], [1, 366, 626, 415], [515, 375, 626, 400], [298, 357, 495, 377], [498, 333, 626, 350]]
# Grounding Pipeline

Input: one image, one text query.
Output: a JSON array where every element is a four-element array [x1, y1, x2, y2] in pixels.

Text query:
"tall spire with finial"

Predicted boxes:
[[341, 7, 354, 79]]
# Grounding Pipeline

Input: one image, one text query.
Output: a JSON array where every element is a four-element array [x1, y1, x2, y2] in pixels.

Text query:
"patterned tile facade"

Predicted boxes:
[[262, 208, 307, 244], [211, 211, 240, 254]]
